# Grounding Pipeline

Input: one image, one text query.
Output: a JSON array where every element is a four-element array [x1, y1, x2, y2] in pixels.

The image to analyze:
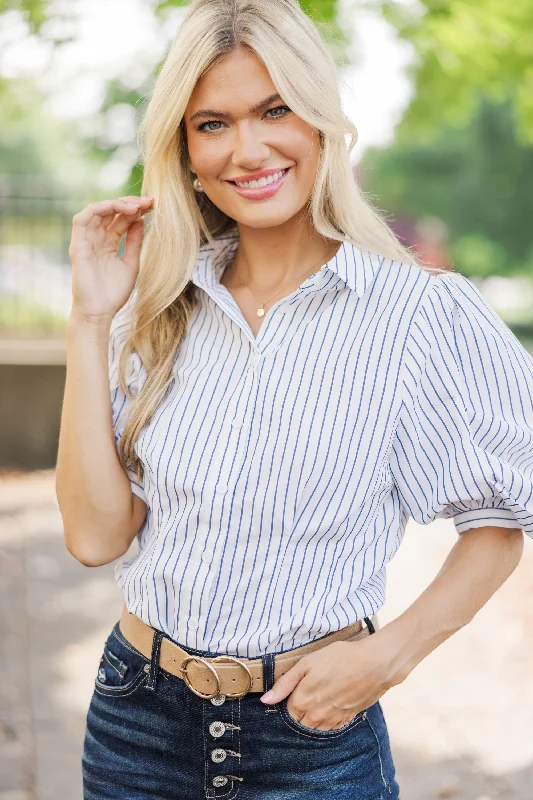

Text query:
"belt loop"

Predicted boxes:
[[261, 652, 276, 694], [145, 629, 165, 692], [363, 616, 376, 635]]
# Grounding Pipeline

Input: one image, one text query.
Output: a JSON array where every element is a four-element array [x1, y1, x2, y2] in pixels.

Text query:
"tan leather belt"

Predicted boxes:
[[119, 604, 372, 700]]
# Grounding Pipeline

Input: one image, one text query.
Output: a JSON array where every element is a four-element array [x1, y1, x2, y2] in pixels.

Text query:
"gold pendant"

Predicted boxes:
[[257, 307, 265, 317]]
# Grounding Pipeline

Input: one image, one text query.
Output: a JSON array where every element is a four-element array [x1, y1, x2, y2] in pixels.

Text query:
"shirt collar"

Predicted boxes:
[[190, 229, 384, 299]]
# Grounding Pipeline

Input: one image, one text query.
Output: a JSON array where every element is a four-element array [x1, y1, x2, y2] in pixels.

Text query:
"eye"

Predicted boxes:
[[196, 120, 224, 133], [265, 105, 291, 119], [196, 105, 291, 133]]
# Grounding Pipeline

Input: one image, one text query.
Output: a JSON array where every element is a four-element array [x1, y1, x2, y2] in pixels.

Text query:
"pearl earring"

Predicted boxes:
[[192, 176, 204, 192]]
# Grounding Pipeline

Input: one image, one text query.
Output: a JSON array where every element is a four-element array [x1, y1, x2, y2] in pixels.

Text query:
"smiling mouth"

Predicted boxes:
[[229, 168, 289, 189]]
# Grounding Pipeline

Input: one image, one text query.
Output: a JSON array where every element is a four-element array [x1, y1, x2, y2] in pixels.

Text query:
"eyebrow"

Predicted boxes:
[[188, 93, 283, 123]]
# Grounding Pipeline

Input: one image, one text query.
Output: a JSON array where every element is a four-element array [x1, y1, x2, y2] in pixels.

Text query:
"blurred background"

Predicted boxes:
[[0, 1, 532, 798]]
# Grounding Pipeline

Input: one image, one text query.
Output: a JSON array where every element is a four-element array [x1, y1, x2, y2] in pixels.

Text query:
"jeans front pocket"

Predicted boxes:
[[279, 697, 367, 739], [94, 622, 150, 698]]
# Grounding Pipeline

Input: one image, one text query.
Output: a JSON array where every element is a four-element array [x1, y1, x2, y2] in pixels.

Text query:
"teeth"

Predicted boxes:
[[235, 169, 285, 189]]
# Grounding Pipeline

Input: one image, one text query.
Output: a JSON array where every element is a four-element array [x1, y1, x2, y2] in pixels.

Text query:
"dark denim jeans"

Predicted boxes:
[[82, 618, 401, 799]]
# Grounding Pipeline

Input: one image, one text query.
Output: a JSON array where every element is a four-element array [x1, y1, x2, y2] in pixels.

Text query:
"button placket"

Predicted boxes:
[[228, 353, 257, 435], [225, 355, 258, 474], [191, 364, 253, 642], [203, 355, 257, 571], [204, 687, 242, 795]]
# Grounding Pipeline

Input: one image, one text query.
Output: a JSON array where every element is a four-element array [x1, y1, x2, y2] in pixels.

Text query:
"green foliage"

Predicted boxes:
[[151, 0, 338, 24], [0, 77, 56, 176], [449, 235, 508, 279], [0, 0, 48, 33], [299, 0, 337, 24], [373, 0, 533, 145], [362, 94, 533, 278], [154, 0, 189, 14]]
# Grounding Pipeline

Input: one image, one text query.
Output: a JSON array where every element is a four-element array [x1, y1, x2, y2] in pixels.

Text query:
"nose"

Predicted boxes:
[[231, 120, 270, 171]]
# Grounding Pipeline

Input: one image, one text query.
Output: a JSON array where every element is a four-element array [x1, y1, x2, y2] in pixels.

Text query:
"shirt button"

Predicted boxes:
[[215, 482, 227, 494], [189, 617, 199, 630], [231, 418, 243, 428], [201, 549, 213, 563]]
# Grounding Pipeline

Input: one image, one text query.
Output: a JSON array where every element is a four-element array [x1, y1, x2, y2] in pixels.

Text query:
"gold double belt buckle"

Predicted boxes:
[[178, 655, 254, 699]]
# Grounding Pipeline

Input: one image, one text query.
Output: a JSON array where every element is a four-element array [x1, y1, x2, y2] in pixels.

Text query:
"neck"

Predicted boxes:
[[225, 213, 340, 292]]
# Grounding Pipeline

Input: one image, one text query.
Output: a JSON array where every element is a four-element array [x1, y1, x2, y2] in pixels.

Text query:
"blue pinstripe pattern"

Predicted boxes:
[[108, 230, 533, 657]]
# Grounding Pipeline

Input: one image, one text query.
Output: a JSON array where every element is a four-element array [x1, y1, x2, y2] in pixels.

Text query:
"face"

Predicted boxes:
[[184, 46, 321, 230]]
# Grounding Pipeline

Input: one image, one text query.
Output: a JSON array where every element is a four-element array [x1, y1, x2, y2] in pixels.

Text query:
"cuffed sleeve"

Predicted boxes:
[[390, 271, 533, 538], [109, 298, 147, 504]]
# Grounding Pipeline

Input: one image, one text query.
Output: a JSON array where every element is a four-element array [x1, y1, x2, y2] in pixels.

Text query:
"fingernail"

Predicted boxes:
[[260, 690, 275, 703]]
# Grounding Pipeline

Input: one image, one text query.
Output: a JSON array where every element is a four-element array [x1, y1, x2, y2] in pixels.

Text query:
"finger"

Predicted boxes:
[[119, 195, 154, 206], [73, 198, 141, 230], [122, 218, 144, 270], [260, 660, 309, 704], [95, 198, 154, 237], [104, 206, 144, 238], [88, 201, 145, 236]]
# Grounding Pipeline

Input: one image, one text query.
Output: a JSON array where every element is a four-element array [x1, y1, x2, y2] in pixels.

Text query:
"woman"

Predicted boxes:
[[56, 0, 531, 797]]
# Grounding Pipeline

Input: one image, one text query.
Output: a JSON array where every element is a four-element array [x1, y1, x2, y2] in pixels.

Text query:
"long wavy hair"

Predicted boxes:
[[117, 0, 450, 486]]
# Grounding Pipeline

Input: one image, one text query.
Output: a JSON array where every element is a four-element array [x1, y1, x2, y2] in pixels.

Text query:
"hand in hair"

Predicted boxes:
[[68, 195, 154, 324]]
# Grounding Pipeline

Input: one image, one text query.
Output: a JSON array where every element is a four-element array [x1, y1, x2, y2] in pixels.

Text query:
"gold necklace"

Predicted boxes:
[[230, 245, 338, 318]]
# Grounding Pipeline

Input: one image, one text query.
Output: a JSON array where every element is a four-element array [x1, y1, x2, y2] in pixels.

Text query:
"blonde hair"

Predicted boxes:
[[117, 0, 449, 485]]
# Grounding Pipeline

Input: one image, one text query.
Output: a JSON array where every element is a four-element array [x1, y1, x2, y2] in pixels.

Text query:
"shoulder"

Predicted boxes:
[[418, 269, 510, 343], [380, 265, 497, 365], [390, 264, 496, 330], [400, 267, 521, 373], [373, 256, 467, 329]]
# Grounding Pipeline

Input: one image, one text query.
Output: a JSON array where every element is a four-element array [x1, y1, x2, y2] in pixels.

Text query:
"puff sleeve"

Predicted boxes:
[[390, 271, 533, 538], [109, 298, 148, 504]]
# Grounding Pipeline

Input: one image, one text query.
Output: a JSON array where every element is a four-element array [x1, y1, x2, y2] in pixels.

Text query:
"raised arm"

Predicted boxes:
[[55, 195, 153, 567]]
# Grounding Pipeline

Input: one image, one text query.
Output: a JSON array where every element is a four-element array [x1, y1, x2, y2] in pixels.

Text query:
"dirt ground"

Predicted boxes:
[[1, 468, 532, 800]]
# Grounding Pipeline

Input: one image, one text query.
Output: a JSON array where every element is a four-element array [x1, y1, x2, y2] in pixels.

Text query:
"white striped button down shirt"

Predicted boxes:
[[110, 230, 533, 657]]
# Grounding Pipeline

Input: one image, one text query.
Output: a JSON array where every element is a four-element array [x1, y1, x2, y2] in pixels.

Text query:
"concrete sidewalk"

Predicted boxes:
[[1, 469, 532, 799]]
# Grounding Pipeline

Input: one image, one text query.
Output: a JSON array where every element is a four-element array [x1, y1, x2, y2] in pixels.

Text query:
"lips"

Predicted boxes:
[[227, 167, 290, 200]]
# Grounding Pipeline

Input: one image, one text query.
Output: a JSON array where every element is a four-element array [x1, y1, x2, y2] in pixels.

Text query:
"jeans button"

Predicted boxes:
[[209, 721, 226, 737], [212, 776, 228, 787], [211, 748, 227, 763], [210, 694, 226, 705]]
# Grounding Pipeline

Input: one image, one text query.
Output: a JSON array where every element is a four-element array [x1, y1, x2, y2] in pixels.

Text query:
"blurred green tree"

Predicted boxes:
[[361, 95, 533, 278], [373, 0, 533, 146]]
